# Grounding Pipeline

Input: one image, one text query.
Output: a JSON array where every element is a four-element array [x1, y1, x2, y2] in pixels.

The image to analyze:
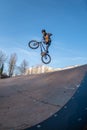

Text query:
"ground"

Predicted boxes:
[[0, 65, 87, 130]]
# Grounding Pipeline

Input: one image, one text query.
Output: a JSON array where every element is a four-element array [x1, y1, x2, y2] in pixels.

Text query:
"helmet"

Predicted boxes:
[[42, 29, 46, 33]]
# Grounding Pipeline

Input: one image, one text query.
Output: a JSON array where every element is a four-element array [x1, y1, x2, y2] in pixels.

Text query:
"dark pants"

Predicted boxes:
[[46, 42, 51, 53]]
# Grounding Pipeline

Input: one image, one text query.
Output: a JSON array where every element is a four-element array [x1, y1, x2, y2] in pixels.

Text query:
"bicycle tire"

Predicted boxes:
[[41, 53, 51, 64], [28, 40, 39, 49]]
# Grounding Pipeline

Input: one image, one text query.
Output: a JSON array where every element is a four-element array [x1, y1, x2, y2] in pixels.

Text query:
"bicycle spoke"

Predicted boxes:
[[41, 54, 51, 64]]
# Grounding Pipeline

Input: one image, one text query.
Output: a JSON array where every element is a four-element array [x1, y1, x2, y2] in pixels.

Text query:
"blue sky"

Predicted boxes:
[[0, 0, 87, 69]]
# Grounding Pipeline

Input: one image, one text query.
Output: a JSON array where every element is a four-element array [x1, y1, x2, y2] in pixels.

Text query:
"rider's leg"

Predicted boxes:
[[46, 42, 51, 53]]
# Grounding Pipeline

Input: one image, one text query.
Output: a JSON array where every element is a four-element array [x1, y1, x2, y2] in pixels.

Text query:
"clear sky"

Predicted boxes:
[[0, 0, 87, 69]]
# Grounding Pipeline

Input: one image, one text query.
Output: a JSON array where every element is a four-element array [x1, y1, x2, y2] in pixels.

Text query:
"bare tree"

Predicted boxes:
[[19, 59, 28, 75], [0, 50, 7, 67], [8, 53, 17, 77], [0, 50, 7, 77], [0, 64, 4, 78]]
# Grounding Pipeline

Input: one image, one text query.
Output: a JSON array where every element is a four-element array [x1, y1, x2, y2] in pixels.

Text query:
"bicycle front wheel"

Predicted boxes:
[[28, 40, 39, 49], [41, 53, 51, 64]]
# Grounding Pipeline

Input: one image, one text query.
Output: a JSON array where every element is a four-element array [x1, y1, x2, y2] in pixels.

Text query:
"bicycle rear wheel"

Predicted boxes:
[[28, 40, 39, 49], [41, 53, 51, 64]]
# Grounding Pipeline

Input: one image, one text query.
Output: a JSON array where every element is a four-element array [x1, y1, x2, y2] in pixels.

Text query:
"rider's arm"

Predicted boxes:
[[48, 33, 52, 36]]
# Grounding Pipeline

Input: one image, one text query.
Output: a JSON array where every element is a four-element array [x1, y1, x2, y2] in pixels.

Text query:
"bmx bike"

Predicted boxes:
[[28, 40, 51, 64]]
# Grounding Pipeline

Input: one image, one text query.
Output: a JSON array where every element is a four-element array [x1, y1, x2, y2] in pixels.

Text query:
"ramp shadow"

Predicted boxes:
[[25, 72, 87, 130]]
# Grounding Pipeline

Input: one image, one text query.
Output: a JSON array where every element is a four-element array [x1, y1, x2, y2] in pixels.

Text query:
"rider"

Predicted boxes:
[[42, 29, 52, 53]]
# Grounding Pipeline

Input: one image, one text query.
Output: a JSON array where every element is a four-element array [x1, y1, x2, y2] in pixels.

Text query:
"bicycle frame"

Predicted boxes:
[[28, 40, 51, 64], [39, 41, 46, 53]]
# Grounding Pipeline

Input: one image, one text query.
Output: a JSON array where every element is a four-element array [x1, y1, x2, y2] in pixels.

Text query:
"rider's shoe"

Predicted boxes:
[[46, 50, 49, 53]]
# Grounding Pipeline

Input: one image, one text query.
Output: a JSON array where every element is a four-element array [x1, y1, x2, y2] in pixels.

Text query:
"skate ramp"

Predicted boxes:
[[0, 64, 87, 130]]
